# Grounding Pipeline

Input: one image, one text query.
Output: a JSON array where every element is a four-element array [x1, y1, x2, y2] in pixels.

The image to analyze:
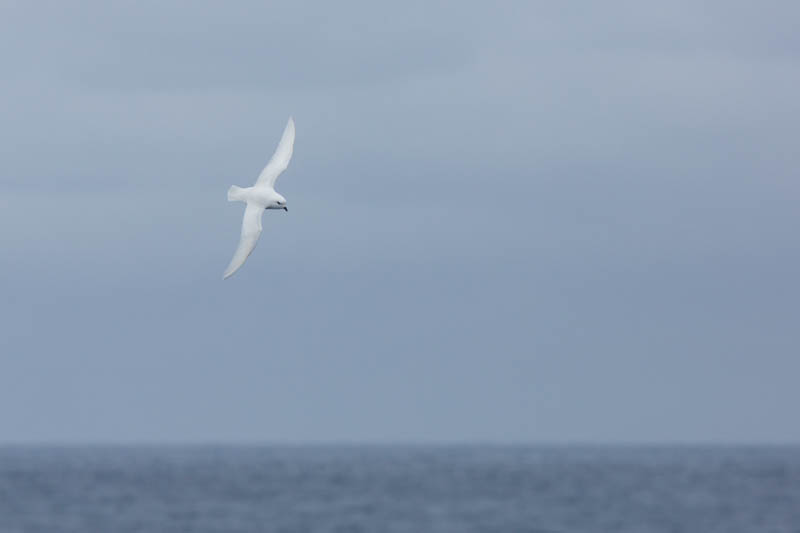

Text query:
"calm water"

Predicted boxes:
[[0, 446, 798, 533]]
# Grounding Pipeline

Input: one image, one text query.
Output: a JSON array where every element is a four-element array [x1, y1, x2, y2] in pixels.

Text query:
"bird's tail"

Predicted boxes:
[[227, 185, 248, 202]]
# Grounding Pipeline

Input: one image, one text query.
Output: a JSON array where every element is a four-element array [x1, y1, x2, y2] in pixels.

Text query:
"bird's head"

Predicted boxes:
[[272, 194, 288, 211]]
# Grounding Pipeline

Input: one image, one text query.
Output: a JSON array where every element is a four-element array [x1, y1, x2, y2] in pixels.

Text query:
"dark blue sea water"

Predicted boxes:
[[0, 446, 798, 532]]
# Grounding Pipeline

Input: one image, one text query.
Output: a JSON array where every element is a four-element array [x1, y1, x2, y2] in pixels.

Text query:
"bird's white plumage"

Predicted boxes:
[[223, 117, 295, 279], [256, 117, 295, 188], [223, 203, 263, 279]]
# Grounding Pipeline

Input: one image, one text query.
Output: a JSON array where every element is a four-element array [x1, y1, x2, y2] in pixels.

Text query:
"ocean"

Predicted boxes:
[[0, 445, 798, 532]]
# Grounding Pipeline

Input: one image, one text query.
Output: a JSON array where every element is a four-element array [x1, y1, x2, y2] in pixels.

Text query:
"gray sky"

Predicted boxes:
[[1, 0, 799, 443]]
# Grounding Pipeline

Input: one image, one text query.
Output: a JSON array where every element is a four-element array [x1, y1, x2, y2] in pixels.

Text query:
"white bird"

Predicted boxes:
[[223, 117, 295, 279]]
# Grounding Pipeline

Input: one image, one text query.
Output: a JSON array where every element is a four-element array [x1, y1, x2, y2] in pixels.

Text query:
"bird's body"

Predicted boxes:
[[227, 185, 285, 207], [223, 117, 295, 279]]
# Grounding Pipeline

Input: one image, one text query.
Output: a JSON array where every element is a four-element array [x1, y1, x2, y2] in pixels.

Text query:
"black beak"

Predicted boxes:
[[283, 206, 288, 212]]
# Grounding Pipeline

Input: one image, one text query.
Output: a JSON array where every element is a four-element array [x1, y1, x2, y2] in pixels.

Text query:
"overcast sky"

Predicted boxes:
[[1, 0, 798, 443]]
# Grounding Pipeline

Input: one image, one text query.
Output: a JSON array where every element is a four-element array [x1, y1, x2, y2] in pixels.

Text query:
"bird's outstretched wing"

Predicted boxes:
[[255, 117, 295, 188], [223, 203, 264, 279]]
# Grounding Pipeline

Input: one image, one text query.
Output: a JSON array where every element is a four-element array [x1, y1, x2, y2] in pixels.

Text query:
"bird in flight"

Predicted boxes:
[[223, 117, 295, 279]]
